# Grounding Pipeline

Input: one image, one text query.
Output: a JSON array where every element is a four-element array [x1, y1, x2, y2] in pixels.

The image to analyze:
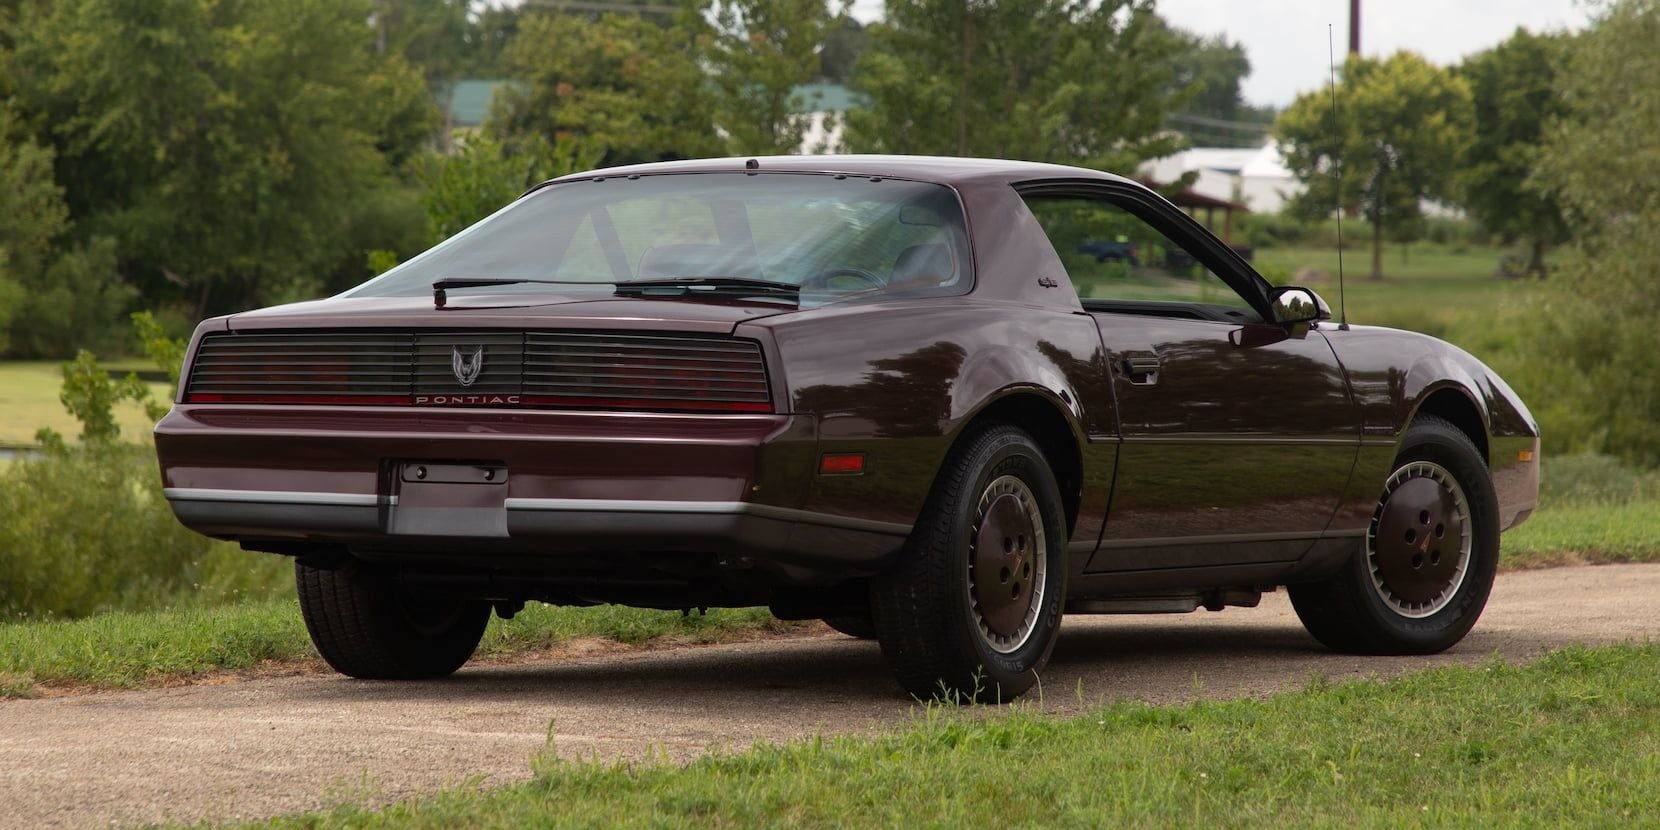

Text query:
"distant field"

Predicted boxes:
[[0, 360, 167, 446], [1253, 244, 1544, 343]]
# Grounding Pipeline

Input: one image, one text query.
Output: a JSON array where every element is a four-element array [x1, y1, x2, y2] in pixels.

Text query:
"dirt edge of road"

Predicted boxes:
[[0, 557, 1638, 701], [5, 625, 839, 700], [4, 564, 1658, 830]]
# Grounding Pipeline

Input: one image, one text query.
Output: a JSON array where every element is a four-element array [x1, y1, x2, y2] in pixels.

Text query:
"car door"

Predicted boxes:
[[1018, 183, 1359, 571]]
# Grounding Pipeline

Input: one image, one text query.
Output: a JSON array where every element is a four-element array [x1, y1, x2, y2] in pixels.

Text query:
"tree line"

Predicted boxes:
[[1276, 28, 1570, 281], [0, 0, 1265, 358], [0, 0, 1653, 374], [1276, 1, 1660, 464]]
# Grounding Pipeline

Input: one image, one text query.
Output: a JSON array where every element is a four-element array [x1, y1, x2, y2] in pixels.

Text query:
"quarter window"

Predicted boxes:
[[1021, 196, 1255, 318]]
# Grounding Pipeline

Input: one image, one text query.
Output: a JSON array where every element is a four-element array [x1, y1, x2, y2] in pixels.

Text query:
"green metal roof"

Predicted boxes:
[[444, 80, 522, 128], [788, 83, 861, 114]]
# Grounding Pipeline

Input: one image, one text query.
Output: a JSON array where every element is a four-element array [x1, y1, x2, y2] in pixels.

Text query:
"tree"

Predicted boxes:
[[0, 119, 60, 354], [705, 0, 834, 155], [461, 3, 523, 76], [1276, 51, 1472, 280], [818, 14, 868, 84], [1457, 28, 1569, 278], [1165, 30, 1274, 148], [490, 12, 722, 167], [0, 111, 134, 357], [1522, 0, 1660, 461], [372, 0, 473, 88], [413, 134, 598, 244], [10, 0, 436, 315], [842, 0, 1190, 170]]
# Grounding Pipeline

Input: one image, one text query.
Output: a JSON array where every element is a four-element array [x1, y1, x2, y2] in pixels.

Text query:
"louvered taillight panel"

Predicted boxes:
[[521, 333, 771, 412], [186, 332, 416, 404], [183, 330, 771, 412]]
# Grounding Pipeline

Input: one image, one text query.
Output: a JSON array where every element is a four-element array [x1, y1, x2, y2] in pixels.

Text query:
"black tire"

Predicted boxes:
[[869, 423, 1068, 703], [821, 616, 878, 639], [296, 561, 490, 680], [1289, 415, 1498, 655]]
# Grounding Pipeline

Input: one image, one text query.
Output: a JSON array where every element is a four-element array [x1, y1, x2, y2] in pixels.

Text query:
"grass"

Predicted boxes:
[[0, 599, 795, 698], [197, 643, 1660, 829], [0, 359, 167, 446], [1254, 244, 1545, 346], [1504, 501, 1660, 567], [1502, 453, 1660, 568]]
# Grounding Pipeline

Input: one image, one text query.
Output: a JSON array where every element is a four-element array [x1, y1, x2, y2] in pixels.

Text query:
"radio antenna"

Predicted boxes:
[[1327, 24, 1349, 330]]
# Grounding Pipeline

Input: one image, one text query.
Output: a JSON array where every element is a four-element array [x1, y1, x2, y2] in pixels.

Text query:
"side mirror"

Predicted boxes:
[[1269, 286, 1331, 325]]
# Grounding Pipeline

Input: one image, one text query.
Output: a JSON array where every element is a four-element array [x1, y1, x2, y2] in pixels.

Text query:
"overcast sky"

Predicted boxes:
[[846, 0, 1593, 107]]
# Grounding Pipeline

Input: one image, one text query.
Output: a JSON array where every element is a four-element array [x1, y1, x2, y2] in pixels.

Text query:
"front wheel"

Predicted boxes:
[[1289, 415, 1498, 655], [296, 561, 490, 680], [870, 424, 1068, 702]]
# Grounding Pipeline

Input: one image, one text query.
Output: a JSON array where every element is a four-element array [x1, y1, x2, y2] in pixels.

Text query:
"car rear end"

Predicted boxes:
[[155, 312, 909, 605], [153, 160, 978, 683]]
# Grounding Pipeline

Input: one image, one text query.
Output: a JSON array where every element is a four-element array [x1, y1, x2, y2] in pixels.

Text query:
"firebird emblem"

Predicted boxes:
[[451, 345, 484, 387]]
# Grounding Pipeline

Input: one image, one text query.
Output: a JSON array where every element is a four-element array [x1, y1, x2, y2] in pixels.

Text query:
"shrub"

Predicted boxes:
[[0, 442, 289, 620], [1539, 454, 1660, 506], [0, 347, 287, 619]]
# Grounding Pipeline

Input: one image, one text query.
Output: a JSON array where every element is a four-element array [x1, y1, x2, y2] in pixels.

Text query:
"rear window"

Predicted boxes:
[[350, 172, 973, 303]]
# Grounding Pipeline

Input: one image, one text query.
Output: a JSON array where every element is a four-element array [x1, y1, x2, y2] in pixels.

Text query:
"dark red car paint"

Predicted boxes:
[[155, 156, 1539, 607]]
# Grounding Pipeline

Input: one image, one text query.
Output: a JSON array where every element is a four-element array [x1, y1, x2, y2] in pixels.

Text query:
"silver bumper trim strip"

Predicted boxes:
[[163, 488, 393, 507], [504, 497, 911, 536]]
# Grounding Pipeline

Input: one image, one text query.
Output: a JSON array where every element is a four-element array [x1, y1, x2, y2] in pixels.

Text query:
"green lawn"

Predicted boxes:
[[1504, 501, 1660, 567], [1503, 453, 1660, 567], [1254, 244, 1543, 345], [0, 600, 796, 698], [0, 360, 167, 446], [209, 643, 1660, 829]]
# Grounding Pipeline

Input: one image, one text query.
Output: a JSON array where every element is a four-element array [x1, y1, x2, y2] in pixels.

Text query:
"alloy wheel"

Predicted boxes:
[[1367, 461, 1473, 619], [967, 474, 1049, 653]]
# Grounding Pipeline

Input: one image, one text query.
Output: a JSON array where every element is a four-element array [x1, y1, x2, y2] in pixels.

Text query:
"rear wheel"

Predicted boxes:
[[296, 561, 490, 680], [870, 423, 1068, 702], [1289, 415, 1498, 654]]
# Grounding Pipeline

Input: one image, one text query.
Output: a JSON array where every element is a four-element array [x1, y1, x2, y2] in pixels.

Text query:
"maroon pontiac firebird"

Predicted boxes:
[[156, 155, 1538, 701]]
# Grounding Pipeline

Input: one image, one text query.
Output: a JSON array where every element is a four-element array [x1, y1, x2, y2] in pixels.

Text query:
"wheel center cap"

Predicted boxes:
[[1374, 476, 1465, 604], [973, 492, 1038, 636]]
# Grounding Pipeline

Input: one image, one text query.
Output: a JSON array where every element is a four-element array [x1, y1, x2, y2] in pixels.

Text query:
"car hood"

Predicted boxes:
[[224, 293, 797, 335]]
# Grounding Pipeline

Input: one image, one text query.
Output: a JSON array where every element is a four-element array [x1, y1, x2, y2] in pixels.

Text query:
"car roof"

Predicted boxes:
[[543, 154, 1143, 189]]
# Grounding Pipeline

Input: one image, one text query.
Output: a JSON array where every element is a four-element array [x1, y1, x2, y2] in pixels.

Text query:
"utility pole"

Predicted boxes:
[[1349, 0, 1361, 55]]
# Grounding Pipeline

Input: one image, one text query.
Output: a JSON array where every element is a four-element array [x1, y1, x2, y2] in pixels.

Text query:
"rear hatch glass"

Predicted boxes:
[[349, 172, 973, 307]]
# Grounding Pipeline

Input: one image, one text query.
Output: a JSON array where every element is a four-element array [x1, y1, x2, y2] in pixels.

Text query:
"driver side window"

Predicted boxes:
[[1022, 195, 1255, 318]]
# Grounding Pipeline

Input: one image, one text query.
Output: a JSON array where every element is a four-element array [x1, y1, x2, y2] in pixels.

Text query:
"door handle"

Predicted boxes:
[[1117, 354, 1161, 385]]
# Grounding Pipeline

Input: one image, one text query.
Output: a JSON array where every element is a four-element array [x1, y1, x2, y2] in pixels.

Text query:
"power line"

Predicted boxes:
[[518, 0, 680, 15], [1166, 112, 1272, 132]]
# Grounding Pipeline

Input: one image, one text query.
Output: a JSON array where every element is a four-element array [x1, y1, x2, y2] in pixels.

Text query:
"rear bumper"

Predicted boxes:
[[155, 405, 909, 583], [163, 488, 907, 572]]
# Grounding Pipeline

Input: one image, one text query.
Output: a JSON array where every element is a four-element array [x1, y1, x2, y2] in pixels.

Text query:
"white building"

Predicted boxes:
[[1141, 142, 1302, 214]]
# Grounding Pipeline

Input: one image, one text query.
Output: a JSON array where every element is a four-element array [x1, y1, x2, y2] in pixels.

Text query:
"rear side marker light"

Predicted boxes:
[[820, 453, 866, 475]]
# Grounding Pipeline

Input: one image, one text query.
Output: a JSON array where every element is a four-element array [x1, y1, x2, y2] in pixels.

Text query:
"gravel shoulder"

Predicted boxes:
[[2, 563, 1656, 829]]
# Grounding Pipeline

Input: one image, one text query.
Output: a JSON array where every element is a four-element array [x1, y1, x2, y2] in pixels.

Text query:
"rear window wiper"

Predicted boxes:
[[613, 277, 801, 298], [431, 278, 609, 308]]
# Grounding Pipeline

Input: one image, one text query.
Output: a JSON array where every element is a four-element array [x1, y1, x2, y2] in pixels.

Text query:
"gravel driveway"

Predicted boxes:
[[2, 563, 1656, 829]]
